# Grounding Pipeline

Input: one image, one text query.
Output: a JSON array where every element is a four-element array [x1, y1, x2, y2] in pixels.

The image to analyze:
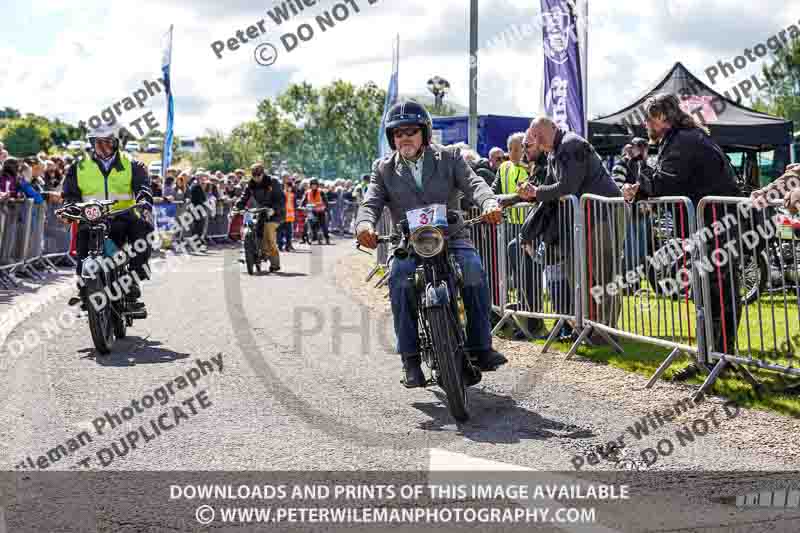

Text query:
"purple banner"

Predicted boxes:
[[540, 0, 585, 137]]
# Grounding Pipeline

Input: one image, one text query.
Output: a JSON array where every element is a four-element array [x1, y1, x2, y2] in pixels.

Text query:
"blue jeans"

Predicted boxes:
[[389, 247, 491, 355], [623, 216, 653, 273], [277, 222, 293, 249]]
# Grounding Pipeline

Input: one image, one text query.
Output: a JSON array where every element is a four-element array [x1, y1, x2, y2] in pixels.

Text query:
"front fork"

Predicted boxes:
[[414, 258, 467, 371]]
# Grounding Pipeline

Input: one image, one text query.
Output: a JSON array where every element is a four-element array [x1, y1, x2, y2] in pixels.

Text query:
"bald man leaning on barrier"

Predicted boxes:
[[517, 117, 624, 344]]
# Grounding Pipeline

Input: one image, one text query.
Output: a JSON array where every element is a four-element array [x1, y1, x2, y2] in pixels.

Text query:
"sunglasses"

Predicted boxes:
[[393, 127, 421, 139]]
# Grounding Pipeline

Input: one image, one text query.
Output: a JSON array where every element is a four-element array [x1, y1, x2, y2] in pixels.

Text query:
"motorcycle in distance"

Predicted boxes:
[[357, 204, 506, 423], [230, 206, 274, 275], [301, 203, 322, 245], [56, 200, 149, 354]]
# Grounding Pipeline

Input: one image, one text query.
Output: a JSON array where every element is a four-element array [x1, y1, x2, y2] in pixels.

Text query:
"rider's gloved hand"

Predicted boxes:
[[356, 222, 378, 249]]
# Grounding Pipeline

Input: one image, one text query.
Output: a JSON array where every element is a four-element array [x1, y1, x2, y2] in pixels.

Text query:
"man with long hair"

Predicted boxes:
[[622, 93, 741, 381]]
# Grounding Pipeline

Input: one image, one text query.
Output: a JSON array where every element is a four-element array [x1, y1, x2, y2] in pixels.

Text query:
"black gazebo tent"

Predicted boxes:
[[588, 62, 793, 156]]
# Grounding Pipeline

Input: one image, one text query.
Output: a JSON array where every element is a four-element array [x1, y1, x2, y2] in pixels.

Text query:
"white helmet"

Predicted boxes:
[[87, 123, 121, 153]]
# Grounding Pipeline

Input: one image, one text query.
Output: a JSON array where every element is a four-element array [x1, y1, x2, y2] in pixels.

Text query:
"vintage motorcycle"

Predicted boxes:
[[750, 208, 800, 296], [57, 200, 148, 354], [301, 203, 322, 244], [357, 205, 490, 423], [231, 206, 273, 275]]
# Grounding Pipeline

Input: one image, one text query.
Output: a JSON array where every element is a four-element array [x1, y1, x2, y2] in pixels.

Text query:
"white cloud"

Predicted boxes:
[[2, 0, 799, 139]]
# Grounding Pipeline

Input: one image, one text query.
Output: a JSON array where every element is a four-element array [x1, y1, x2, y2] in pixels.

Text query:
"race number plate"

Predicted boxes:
[[406, 204, 447, 232]]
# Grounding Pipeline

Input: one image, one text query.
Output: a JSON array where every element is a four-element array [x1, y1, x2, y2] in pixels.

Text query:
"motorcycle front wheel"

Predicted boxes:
[[244, 233, 257, 275], [87, 290, 114, 354], [113, 305, 127, 339], [427, 306, 469, 423]]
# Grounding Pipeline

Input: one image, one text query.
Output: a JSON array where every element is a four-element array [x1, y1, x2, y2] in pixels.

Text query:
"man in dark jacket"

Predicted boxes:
[[235, 163, 286, 271], [188, 174, 209, 251], [623, 93, 741, 379], [519, 117, 623, 339], [355, 100, 505, 388]]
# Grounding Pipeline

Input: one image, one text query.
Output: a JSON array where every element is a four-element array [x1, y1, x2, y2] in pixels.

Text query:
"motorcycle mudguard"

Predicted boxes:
[[81, 256, 108, 294], [422, 283, 450, 310]]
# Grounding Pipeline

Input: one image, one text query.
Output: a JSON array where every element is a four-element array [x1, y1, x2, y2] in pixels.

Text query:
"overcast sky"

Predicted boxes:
[[1, 0, 799, 138]]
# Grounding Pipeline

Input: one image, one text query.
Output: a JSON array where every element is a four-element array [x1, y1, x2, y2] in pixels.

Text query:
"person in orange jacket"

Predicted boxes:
[[278, 173, 297, 251]]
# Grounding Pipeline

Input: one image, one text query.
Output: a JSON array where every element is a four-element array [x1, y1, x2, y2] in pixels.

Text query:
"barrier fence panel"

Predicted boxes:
[[469, 206, 507, 320], [487, 196, 580, 353], [0, 202, 18, 288], [43, 203, 74, 264], [342, 201, 357, 235], [26, 204, 54, 274], [567, 195, 705, 385], [12, 199, 45, 280], [367, 207, 392, 286], [375, 207, 392, 267], [205, 201, 232, 242], [695, 196, 800, 397], [0, 202, 21, 265]]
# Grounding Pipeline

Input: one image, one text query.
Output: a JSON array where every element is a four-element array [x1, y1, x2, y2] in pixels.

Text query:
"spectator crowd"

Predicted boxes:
[[446, 93, 800, 381]]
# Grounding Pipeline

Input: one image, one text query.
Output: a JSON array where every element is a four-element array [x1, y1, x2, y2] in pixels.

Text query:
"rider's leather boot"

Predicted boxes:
[[471, 349, 508, 371], [126, 277, 146, 310], [463, 360, 482, 387], [68, 282, 87, 311], [401, 353, 426, 388]]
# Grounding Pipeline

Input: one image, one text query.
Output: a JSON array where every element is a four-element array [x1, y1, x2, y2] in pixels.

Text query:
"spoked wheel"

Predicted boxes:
[[113, 306, 127, 339], [244, 235, 257, 276], [741, 253, 767, 305], [87, 291, 114, 354], [427, 306, 469, 423]]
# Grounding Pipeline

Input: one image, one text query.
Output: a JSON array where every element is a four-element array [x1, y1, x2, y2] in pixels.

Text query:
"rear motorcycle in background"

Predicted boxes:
[[231, 207, 273, 275]]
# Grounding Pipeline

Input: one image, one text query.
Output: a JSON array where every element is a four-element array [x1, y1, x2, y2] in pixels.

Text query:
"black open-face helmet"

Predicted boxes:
[[384, 100, 433, 150]]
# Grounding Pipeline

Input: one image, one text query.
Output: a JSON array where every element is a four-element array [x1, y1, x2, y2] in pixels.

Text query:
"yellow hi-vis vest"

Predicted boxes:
[[498, 160, 528, 224], [77, 152, 135, 212]]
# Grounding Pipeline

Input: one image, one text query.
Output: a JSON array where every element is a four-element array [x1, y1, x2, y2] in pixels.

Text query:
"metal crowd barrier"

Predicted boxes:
[[567, 195, 704, 386], [206, 200, 233, 243], [365, 208, 392, 286], [468, 206, 505, 320], [485, 197, 581, 353], [341, 201, 357, 235], [0, 199, 66, 287], [43, 201, 76, 267], [694, 197, 800, 397]]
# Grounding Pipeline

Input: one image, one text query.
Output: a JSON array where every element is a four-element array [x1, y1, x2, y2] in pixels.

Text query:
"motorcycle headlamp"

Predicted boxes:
[[83, 203, 103, 222], [410, 226, 444, 258]]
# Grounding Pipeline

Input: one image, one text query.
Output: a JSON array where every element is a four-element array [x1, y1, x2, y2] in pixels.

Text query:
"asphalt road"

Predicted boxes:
[[0, 237, 798, 532]]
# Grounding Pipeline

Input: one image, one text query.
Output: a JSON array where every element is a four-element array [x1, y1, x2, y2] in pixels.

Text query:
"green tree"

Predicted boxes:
[[759, 37, 800, 129], [0, 107, 21, 120], [192, 80, 388, 178], [260, 80, 386, 177], [1, 118, 52, 155]]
